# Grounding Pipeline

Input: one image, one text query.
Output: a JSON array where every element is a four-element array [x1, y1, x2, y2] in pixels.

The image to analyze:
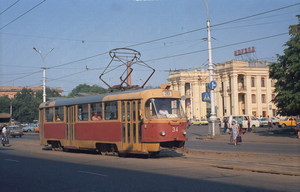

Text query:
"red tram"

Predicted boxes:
[[39, 86, 188, 156]]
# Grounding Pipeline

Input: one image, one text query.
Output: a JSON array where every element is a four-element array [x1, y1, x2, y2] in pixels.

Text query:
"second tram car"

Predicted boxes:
[[39, 86, 188, 156]]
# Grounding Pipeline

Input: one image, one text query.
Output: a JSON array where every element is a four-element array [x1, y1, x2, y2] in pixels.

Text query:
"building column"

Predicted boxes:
[[245, 75, 252, 115], [199, 81, 207, 120], [266, 78, 273, 116], [231, 74, 239, 114], [178, 80, 186, 114], [215, 76, 223, 118], [256, 75, 262, 117], [171, 81, 178, 91], [191, 80, 200, 120], [224, 75, 231, 116]]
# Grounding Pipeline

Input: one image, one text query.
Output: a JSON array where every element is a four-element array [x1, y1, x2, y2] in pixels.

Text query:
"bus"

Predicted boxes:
[[39, 86, 188, 156]]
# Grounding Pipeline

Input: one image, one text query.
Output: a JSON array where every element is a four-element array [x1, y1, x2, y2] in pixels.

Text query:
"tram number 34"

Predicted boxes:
[[172, 127, 179, 132]]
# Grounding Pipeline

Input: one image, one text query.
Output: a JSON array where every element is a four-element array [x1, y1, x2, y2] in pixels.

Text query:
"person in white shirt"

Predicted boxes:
[[2, 124, 7, 136], [2, 124, 8, 146], [159, 105, 169, 116]]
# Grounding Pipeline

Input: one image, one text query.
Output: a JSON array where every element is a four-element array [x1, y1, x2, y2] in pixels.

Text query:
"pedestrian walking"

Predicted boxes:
[[268, 115, 273, 132], [237, 117, 243, 132], [247, 117, 251, 132], [223, 117, 229, 134], [231, 120, 240, 146], [1, 124, 9, 147]]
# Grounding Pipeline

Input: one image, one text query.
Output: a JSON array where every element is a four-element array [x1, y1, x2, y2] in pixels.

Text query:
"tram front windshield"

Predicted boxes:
[[145, 98, 184, 119]]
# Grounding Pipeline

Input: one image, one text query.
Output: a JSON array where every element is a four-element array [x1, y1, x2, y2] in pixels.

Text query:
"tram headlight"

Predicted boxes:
[[183, 131, 187, 136], [161, 131, 166, 136]]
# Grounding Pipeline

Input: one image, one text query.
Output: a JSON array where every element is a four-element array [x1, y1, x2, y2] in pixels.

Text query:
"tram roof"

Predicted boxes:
[[40, 88, 151, 108]]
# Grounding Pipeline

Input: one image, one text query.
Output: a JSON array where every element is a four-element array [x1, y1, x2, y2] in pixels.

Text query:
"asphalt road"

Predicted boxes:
[[0, 135, 299, 192]]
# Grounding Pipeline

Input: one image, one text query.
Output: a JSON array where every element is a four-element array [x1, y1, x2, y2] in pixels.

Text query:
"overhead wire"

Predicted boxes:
[[0, 0, 47, 31], [0, 70, 42, 85], [0, 0, 21, 16], [144, 33, 287, 63], [47, 2, 300, 70], [3, 3, 299, 86]]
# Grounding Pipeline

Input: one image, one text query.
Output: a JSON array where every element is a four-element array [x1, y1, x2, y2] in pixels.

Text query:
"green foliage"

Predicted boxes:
[[0, 96, 11, 113], [68, 84, 107, 97], [269, 15, 300, 116], [12, 89, 40, 123], [0, 88, 62, 123]]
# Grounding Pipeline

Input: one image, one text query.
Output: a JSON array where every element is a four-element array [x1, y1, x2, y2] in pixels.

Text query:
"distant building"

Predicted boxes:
[[167, 60, 277, 120], [0, 86, 63, 99]]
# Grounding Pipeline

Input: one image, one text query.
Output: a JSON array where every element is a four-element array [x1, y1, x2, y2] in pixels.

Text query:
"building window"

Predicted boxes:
[[272, 94, 275, 100], [251, 77, 255, 87], [251, 94, 256, 103], [261, 77, 266, 87], [262, 94, 266, 103]]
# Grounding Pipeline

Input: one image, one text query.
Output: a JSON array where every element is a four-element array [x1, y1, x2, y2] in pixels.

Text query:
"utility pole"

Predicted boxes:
[[33, 47, 54, 103], [207, 19, 217, 136]]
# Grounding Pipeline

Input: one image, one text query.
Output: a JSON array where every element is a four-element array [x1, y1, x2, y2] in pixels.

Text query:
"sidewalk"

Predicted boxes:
[[182, 125, 300, 176], [187, 125, 300, 145]]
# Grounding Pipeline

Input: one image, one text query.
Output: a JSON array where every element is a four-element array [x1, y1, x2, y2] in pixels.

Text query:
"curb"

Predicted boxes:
[[177, 148, 300, 177]]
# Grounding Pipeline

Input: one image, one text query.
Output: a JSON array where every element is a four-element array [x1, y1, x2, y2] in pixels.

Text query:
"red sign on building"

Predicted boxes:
[[234, 47, 256, 56]]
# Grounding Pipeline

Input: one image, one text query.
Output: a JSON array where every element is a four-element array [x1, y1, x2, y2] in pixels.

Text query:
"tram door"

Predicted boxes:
[[121, 100, 141, 150], [66, 106, 76, 146]]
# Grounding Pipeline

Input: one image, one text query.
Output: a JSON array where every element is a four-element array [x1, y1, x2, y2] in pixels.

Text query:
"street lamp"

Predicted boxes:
[[203, 0, 217, 137], [33, 47, 54, 103]]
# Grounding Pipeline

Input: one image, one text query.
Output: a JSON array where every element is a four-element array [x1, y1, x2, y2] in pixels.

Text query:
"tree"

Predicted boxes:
[[269, 16, 300, 116], [12, 88, 40, 122], [0, 96, 11, 113], [68, 84, 107, 97]]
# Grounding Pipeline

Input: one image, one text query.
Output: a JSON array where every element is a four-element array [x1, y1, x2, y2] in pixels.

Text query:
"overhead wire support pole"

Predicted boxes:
[[203, 0, 217, 137], [207, 19, 217, 137], [33, 47, 54, 103]]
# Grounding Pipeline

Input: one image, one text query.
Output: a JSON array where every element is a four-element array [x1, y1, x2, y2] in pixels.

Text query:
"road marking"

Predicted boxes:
[[4, 159, 20, 162], [78, 170, 107, 177]]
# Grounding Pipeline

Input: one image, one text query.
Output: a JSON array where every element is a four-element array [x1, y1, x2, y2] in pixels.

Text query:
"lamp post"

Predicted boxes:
[[203, 0, 217, 137], [33, 47, 54, 103], [207, 19, 217, 136]]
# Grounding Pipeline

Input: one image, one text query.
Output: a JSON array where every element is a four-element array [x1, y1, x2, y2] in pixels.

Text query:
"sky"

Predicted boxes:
[[0, 0, 299, 95]]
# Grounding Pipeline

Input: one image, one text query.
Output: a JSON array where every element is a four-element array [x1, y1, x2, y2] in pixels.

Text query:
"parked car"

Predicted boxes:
[[34, 126, 40, 133], [7, 126, 24, 138], [279, 117, 297, 128], [221, 115, 260, 131], [192, 119, 208, 126], [271, 117, 280, 125], [23, 124, 38, 132], [259, 117, 269, 127]]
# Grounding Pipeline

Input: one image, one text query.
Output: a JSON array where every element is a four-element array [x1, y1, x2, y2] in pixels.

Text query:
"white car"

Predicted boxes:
[[222, 115, 260, 131], [259, 117, 269, 127]]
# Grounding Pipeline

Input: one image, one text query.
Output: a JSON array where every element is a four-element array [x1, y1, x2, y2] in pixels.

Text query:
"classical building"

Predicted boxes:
[[167, 60, 277, 120], [0, 86, 63, 99]]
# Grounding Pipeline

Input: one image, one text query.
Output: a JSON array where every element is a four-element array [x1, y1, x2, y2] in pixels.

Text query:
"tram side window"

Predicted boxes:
[[91, 103, 102, 121], [105, 101, 118, 120], [55, 107, 64, 121], [78, 104, 88, 121], [46, 108, 54, 122]]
